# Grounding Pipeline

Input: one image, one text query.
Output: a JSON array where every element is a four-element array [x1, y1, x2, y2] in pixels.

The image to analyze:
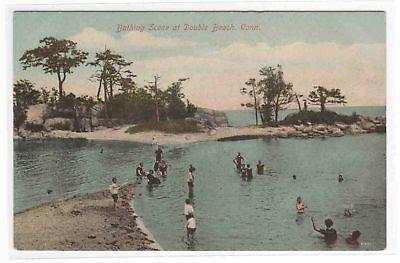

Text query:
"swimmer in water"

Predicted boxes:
[[187, 171, 194, 189], [293, 174, 297, 180], [256, 160, 264, 175], [344, 208, 352, 217], [246, 164, 253, 179], [184, 198, 194, 220], [233, 152, 244, 170], [136, 162, 144, 181], [338, 174, 344, 182], [311, 217, 338, 244], [346, 230, 361, 245], [296, 197, 307, 214]]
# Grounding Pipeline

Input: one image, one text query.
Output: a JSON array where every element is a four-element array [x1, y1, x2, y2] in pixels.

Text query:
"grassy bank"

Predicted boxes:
[[125, 121, 202, 134]]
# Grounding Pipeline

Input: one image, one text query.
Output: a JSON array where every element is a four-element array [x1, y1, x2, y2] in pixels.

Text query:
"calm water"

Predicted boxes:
[[226, 106, 386, 127], [14, 134, 386, 251]]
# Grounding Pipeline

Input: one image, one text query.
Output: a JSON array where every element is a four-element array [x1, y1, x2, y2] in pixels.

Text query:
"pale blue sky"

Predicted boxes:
[[13, 11, 386, 109]]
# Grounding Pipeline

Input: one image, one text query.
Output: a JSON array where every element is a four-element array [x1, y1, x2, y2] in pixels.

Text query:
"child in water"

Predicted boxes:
[[311, 217, 338, 244], [346, 230, 361, 245], [296, 197, 307, 214], [109, 177, 120, 209]]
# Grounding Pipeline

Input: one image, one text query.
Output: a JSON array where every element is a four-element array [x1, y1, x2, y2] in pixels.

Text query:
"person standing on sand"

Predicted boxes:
[[109, 177, 120, 210], [311, 217, 337, 244], [184, 198, 194, 220]]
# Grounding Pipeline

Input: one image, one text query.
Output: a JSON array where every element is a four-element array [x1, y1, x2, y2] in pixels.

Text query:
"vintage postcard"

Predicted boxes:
[[11, 6, 388, 254]]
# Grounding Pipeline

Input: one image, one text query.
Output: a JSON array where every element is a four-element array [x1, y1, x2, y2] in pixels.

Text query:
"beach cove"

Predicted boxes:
[[14, 181, 162, 251], [14, 129, 386, 251]]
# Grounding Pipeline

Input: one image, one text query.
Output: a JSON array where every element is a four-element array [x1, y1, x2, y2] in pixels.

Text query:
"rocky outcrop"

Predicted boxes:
[[194, 108, 229, 129], [24, 104, 50, 127], [44, 117, 74, 131]]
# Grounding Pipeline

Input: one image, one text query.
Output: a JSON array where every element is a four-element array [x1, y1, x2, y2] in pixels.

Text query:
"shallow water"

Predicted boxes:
[[133, 134, 386, 251], [14, 133, 385, 251]]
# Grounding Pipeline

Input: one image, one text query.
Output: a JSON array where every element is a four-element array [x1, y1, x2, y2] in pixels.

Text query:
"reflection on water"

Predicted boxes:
[[14, 134, 385, 251]]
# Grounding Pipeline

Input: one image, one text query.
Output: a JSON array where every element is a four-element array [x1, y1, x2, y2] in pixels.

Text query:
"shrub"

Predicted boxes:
[[280, 110, 359, 125]]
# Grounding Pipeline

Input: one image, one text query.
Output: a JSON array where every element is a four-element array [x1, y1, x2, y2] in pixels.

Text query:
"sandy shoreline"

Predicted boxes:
[[16, 121, 386, 145], [14, 182, 162, 251]]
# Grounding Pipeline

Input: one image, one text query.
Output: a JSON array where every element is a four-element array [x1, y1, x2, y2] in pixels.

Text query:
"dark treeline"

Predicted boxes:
[[14, 37, 197, 130], [240, 64, 347, 126]]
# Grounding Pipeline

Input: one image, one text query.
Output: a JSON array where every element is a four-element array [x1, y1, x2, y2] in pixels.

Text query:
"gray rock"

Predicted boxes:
[[25, 104, 50, 125], [360, 119, 375, 130], [44, 117, 74, 131]]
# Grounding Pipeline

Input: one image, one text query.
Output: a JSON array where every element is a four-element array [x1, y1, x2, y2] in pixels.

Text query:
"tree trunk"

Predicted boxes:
[[57, 72, 63, 100], [320, 97, 326, 111], [274, 106, 279, 125], [295, 95, 302, 112], [97, 77, 102, 101], [102, 78, 111, 127], [252, 85, 258, 125], [258, 107, 264, 124]]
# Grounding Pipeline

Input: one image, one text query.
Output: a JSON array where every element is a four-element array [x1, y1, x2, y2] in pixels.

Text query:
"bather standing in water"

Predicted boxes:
[[246, 164, 253, 179], [155, 146, 163, 162], [256, 160, 264, 175], [189, 164, 196, 174], [187, 171, 194, 189], [338, 174, 344, 182], [136, 162, 144, 181], [296, 197, 307, 214], [346, 230, 361, 246], [233, 152, 244, 170], [311, 217, 337, 244], [184, 198, 194, 220]]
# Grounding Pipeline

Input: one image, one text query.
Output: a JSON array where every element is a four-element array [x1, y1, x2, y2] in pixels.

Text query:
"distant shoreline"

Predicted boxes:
[[14, 182, 162, 251], [14, 119, 386, 145]]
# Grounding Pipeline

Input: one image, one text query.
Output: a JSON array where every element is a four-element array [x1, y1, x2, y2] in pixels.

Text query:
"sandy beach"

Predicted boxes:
[[18, 119, 385, 145], [14, 182, 162, 251]]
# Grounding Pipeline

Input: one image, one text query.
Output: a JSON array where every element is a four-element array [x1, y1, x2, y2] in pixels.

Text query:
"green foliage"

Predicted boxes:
[[280, 110, 359, 125], [19, 37, 88, 99], [308, 86, 347, 111], [125, 121, 201, 134], [13, 80, 41, 130], [241, 65, 295, 126]]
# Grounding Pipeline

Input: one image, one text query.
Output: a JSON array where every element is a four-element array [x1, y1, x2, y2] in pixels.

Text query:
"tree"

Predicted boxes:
[[258, 65, 294, 125], [13, 80, 41, 130], [88, 49, 134, 125], [308, 85, 347, 111], [19, 37, 88, 100], [241, 78, 262, 125], [144, 75, 162, 122], [164, 79, 190, 120]]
